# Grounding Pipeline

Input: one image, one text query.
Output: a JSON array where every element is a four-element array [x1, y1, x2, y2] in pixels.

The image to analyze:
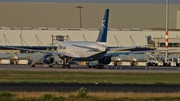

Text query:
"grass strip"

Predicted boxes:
[[0, 92, 180, 101], [0, 71, 180, 84]]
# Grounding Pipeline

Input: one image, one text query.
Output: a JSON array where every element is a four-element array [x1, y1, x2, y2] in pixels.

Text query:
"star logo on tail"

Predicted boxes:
[[101, 20, 106, 28]]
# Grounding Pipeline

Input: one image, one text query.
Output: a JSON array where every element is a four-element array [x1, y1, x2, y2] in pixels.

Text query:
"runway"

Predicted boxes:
[[0, 83, 180, 92], [0, 65, 180, 73]]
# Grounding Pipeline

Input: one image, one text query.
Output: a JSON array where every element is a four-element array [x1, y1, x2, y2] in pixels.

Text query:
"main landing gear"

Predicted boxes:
[[89, 65, 104, 69], [95, 65, 104, 69], [61, 56, 72, 69], [62, 64, 70, 68]]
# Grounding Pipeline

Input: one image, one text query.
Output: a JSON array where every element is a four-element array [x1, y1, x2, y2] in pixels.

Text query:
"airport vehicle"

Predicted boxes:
[[87, 61, 99, 68]]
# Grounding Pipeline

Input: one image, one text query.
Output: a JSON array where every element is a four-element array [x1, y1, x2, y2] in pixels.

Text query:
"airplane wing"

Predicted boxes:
[[4, 46, 176, 58], [3, 46, 48, 52], [104, 49, 177, 57], [3, 46, 60, 55], [3, 46, 83, 58], [129, 49, 176, 54], [72, 44, 140, 51], [107, 46, 137, 51], [72, 44, 137, 52]]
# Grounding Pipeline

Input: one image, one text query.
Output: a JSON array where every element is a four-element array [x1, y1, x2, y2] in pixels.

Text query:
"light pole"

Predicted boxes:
[[45, 0, 47, 27], [76, 6, 83, 28], [165, 0, 169, 58]]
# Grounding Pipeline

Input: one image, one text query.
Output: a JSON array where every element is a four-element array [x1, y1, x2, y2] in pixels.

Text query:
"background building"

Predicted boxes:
[[1, 1, 180, 66], [0, 2, 180, 29], [0, 2, 180, 54]]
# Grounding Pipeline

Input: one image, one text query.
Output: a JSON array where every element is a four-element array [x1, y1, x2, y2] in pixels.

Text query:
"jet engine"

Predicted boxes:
[[42, 54, 54, 64], [98, 56, 111, 65]]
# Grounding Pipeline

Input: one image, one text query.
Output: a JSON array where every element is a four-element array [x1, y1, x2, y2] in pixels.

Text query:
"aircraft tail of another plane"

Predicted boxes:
[[96, 9, 109, 43]]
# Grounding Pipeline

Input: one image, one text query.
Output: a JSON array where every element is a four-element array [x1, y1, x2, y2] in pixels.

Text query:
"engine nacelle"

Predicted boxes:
[[42, 54, 54, 64], [98, 56, 111, 65]]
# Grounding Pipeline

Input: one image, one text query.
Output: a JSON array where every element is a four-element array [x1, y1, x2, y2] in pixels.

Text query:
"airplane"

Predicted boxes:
[[5, 9, 133, 68], [4, 9, 174, 69], [5, 9, 112, 68]]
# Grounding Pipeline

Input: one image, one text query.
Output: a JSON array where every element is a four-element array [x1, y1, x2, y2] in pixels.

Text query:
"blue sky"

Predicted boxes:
[[1, 0, 180, 4]]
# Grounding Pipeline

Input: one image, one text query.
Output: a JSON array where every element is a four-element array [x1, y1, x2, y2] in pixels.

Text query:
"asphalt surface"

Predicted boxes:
[[0, 65, 180, 92], [0, 64, 180, 73], [0, 83, 180, 93]]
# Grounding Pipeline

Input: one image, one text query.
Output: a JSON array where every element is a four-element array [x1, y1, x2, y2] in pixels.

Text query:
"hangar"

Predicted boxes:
[[0, 1, 180, 66], [0, 2, 180, 29], [0, 2, 180, 53]]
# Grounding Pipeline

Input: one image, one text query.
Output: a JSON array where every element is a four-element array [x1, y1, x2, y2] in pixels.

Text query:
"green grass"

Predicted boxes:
[[0, 92, 180, 101], [0, 71, 180, 84]]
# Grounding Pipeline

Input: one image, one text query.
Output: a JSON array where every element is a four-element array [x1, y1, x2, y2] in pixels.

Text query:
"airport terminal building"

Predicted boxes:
[[1, 2, 180, 66], [0, 2, 180, 53], [0, 2, 180, 29]]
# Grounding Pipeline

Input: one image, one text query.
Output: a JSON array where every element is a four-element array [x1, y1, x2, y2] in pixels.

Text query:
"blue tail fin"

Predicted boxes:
[[96, 9, 109, 43]]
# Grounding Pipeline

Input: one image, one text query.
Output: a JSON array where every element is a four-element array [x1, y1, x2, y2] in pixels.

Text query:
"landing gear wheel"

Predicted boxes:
[[95, 66, 100, 69], [62, 64, 66, 68], [61, 56, 72, 69], [62, 64, 70, 69], [66, 64, 70, 68], [49, 65, 53, 67], [31, 65, 35, 67], [95, 65, 104, 69], [99, 65, 104, 69]]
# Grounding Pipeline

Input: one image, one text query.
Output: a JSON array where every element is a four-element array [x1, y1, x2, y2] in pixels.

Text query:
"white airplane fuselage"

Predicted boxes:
[[57, 41, 107, 61]]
